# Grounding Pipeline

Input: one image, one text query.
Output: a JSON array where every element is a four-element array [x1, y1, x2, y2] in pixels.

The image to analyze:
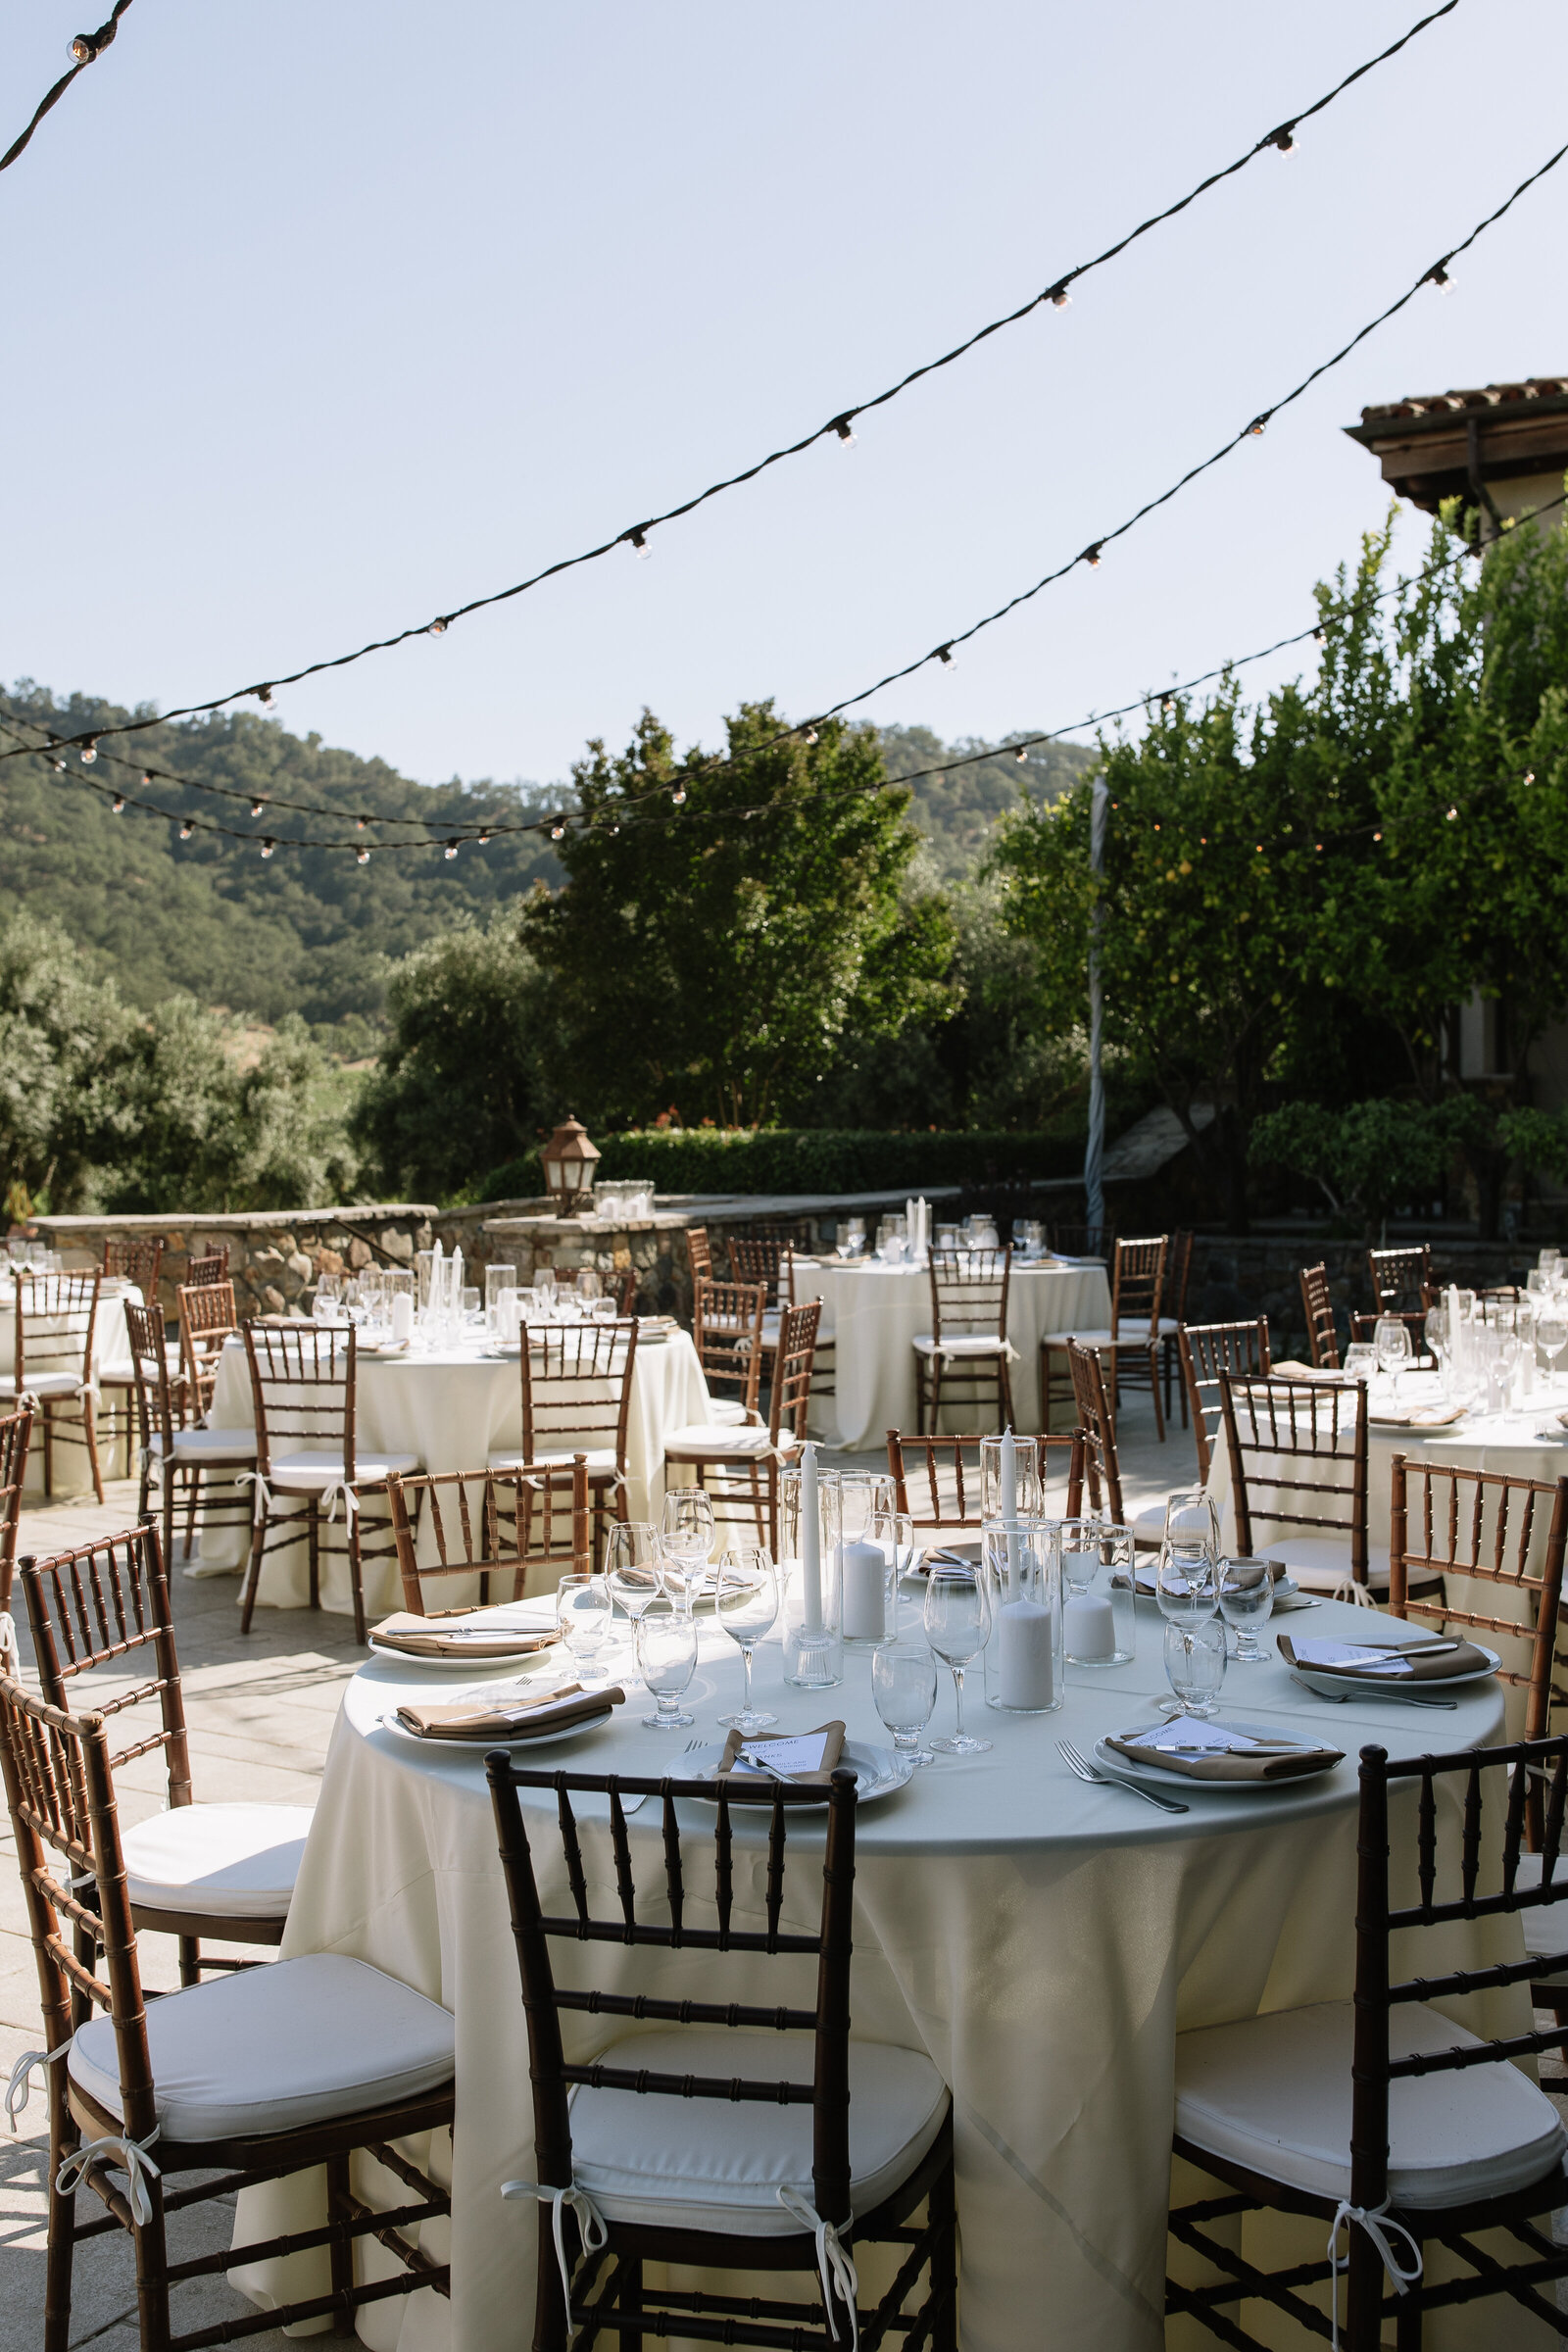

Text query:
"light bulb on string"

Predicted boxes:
[[111, 795, 125, 813], [1048, 283, 1070, 309], [356, 815, 368, 830], [804, 727, 819, 746], [427, 618, 448, 636], [254, 685, 274, 708], [140, 773, 152, 788], [53, 759, 67, 772], [626, 528, 651, 560], [1083, 545, 1102, 570], [261, 839, 275, 859], [1428, 263, 1453, 294], [178, 820, 194, 840], [356, 848, 370, 864], [250, 800, 267, 817], [1524, 769, 1536, 785], [832, 416, 858, 447], [1248, 416, 1268, 437], [477, 828, 492, 845], [69, 33, 96, 62], [80, 739, 97, 763], [1014, 746, 1028, 762], [1313, 627, 1326, 645], [936, 645, 956, 667], [551, 821, 565, 840], [1270, 123, 1297, 156], [1446, 806, 1458, 821], [443, 840, 459, 859], [671, 786, 687, 806]]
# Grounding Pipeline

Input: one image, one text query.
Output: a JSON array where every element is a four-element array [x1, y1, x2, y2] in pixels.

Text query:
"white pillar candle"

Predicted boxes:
[[1063, 1590, 1116, 1663], [841, 1539, 886, 1640], [1000, 1428, 1017, 1524], [801, 1442, 822, 1633], [998, 1598, 1055, 1708], [390, 1293, 414, 1346]]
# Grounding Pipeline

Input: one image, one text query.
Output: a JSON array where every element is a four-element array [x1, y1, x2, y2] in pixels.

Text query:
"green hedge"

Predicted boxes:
[[476, 1127, 1084, 1203]]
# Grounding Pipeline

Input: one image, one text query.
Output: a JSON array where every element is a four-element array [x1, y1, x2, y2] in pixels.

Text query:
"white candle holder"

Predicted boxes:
[[779, 1465, 843, 1687], [980, 1517, 1063, 1714]]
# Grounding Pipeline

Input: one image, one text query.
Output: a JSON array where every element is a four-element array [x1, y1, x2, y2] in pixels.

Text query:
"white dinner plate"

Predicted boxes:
[[376, 1698, 616, 1749], [367, 1634, 559, 1674], [683, 1738, 914, 1806], [1094, 1725, 1341, 1795], [1287, 1642, 1499, 1701]]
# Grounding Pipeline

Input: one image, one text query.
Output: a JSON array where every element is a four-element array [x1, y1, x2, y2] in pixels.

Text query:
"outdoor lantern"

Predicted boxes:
[[540, 1115, 601, 1208]]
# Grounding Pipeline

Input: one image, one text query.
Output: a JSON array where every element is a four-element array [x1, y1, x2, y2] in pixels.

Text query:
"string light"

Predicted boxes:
[[1014, 745, 1029, 761], [1048, 284, 1071, 309], [477, 827, 492, 845], [1248, 416, 1269, 437], [1524, 769, 1536, 785], [443, 839, 459, 858], [626, 528, 651, 560], [356, 814, 368, 829], [2, 0, 136, 178], [177, 818, 194, 839], [111, 794, 124, 812], [1428, 262, 1453, 292], [250, 799, 267, 817], [671, 786, 687, 805], [804, 727, 819, 746], [80, 738, 97, 763], [427, 618, 448, 635], [254, 685, 274, 707], [8, 5, 1472, 761], [937, 645, 956, 666], [1083, 545, 1103, 569], [1271, 123, 1298, 156], [833, 417, 858, 447], [53, 759, 66, 772], [551, 821, 565, 840], [260, 838, 275, 858], [356, 847, 370, 864]]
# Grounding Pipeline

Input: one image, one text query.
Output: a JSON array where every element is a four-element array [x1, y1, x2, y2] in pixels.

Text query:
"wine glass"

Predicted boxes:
[[715, 1547, 778, 1732], [576, 1267, 602, 1303], [1162, 1619, 1227, 1718], [923, 1563, 993, 1755], [1342, 1340, 1378, 1390], [1424, 1305, 1447, 1384], [1163, 1488, 1218, 1561], [1539, 1310, 1567, 1393], [1373, 1314, 1412, 1404], [605, 1520, 662, 1624], [1154, 1537, 1215, 1626], [1216, 1555, 1274, 1664], [555, 1572, 612, 1683], [634, 1600, 698, 1730], [661, 1488, 716, 1606], [872, 1638, 938, 1766]]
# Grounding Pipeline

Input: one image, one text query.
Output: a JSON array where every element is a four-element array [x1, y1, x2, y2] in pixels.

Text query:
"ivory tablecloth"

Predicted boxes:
[[0, 1277, 142, 1494], [793, 1258, 1112, 1446], [231, 1599, 1529, 2351], [201, 1329, 711, 1610], [1205, 1366, 1568, 1730]]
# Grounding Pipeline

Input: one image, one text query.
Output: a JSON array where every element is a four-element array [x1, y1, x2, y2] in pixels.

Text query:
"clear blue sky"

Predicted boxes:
[[3, 0, 1564, 792]]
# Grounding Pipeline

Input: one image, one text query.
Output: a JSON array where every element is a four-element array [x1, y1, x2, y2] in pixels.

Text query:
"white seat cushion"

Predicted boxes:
[[1041, 1329, 1152, 1350], [487, 1446, 620, 1478], [1116, 1317, 1180, 1339], [1247, 1533, 1388, 1593], [1176, 1999, 1564, 2209], [0, 1371, 83, 1398], [707, 1398, 751, 1427], [1513, 1855, 1568, 1968], [122, 1802, 314, 1920], [568, 2029, 949, 2234], [1131, 1501, 1167, 1546], [760, 1312, 781, 1347], [664, 1425, 798, 1459], [70, 1953, 454, 2143], [152, 1425, 257, 1465], [269, 1448, 420, 1487], [911, 1335, 1007, 1357]]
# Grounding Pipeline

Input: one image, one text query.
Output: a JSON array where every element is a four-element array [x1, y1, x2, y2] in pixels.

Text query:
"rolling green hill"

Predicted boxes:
[[0, 682, 1096, 1029]]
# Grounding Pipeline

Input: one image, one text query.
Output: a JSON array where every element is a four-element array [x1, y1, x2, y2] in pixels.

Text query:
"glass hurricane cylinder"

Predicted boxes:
[[778, 1464, 843, 1688], [980, 1435, 1043, 1524], [1060, 1518, 1137, 1666], [980, 1518, 1063, 1713]]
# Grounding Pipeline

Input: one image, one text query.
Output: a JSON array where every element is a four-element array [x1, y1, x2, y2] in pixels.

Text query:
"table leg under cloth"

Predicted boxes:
[[229, 1626, 1535, 2350]]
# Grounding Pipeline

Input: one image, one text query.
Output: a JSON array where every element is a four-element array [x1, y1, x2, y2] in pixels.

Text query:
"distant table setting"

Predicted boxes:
[[231, 1494, 1522, 2352], [791, 1245, 1112, 1446]]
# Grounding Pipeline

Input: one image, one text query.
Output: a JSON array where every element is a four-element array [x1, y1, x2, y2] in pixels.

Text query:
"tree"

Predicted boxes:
[[0, 912, 135, 1208], [524, 704, 958, 1129], [353, 915, 553, 1199]]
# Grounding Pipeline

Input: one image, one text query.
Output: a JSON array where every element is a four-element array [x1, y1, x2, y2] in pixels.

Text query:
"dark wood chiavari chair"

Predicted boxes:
[[730, 1233, 793, 1386], [385, 1459, 591, 1613], [1042, 1236, 1167, 1439], [1049, 1223, 1114, 1260], [176, 1276, 239, 1420], [1389, 1454, 1567, 1734], [98, 1238, 170, 1461], [1217, 1368, 1373, 1593], [0, 1403, 34, 1667], [124, 1300, 255, 1571], [19, 1523, 313, 1985], [183, 1247, 231, 1286], [664, 1300, 820, 1552], [692, 1275, 768, 1426], [785, 1243, 835, 1402], [102, 1235, 165, 1297], [0, 1672, 454, 2351], [1368, 1242, 1433, 1312], [610, 1263, 639, 1316], [1177, 1317, 1272, 1484], [2, 1269, 105, 1502], [914, 1248, 1015, 1435], [1168, 1733, 1568, 2350], [488, 1318, 639, 1568], [485, 1752, 956, 2352], [239, 1320, 421, 1644], [1064, 1342, 1166, 1547], [886, 1429, 1085, 1533], [1298, 1260, 1341, 1369], [685, 1226, 713, 1287]]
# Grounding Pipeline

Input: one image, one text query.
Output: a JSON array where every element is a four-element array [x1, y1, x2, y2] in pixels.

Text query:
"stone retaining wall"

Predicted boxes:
[[32, 1206, 439, 1322], [1190, 1234, 1531, 1358]]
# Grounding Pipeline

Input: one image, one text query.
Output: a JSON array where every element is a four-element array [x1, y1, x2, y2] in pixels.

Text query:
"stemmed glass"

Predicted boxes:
[[1424, 1306, 1447, 1385], [923, 1563, 993, 1755], [872, 1638, 938, 1766], [576, 1267, 602, 1303], [555, 1572, 612, 1683], [1216, 1555, 1274, 1665], [1155, 1507, 1216, 1717], [634, 1600, 698, 1730], [1161, 1620, 1227, 1718], [1342, 1341, 1378, 1389], [661, 1488, 716, 1607], [605, 1520, 662, 1629], [1373, 1314, 1412, 1404], [1539, 1310, 1567, 1395], [715, 1548, 778, 1732]]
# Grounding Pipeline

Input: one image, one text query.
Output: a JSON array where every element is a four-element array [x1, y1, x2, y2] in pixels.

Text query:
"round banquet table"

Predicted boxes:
[[1205, 1365, 1568, 1735], [793, 1256, 1113, 1448], [199, 1326, 711, 1608], [229, 1598, 1531, 2352], [0, 1276, 143, 1493]]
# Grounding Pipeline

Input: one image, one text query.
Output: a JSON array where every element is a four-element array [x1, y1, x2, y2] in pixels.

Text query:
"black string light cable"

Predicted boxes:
[[3, 0, 1469, 762], [13, 482, 1554, 861], [0, 4, 135, 176]]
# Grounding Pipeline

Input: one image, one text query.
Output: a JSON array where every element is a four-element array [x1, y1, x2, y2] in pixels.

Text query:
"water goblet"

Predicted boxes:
[[1163, 1487, 1218, 1561], [1216, 1555, 1274, 1664], [1342, 1340, 1378, 1389], [634, 1600, 698, 1730], [923, 1562, 993, 1755], [872, 1638, 938, 1766], [715, 1547, 779, 1732], [1154, 1537, 1215, 1627], [1539, 1310, 1567, 1393], [605, 1520, 662, 1626], [556, 1571, 612, 1683], [1373, 1314, 1412, 1404], [1162, 1618, 1227, 1718], [661, 1488, 716, 1604], [576, 1267, 602, 1302]]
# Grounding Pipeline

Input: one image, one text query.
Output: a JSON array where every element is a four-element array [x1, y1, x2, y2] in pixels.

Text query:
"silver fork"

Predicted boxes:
[[1057, 1737, 1189, 1814]]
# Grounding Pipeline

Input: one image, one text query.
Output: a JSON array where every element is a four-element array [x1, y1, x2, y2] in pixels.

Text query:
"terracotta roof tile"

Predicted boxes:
[[1358, 377, 1568, 424]]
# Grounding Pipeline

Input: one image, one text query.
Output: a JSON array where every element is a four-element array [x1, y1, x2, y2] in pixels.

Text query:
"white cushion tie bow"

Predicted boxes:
[[318, 1479, 360, 1525], [0, 1611, 19, 1676], [777, 2185, 860, 2351], [6, 2038, 71, 2130], [1330, 1580, 1381, 1610], [500, 2176, 608, 2339], [57, 2124, 162, 2229], [1326, 2198, 1422, 2351], [237, 1470, 272, 1525]]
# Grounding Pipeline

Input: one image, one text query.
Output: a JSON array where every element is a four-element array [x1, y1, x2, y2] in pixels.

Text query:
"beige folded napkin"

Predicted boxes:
[[1367, 1404, 1467, 1430], [1269, 1360, 1348, 1383], [920, 1540, 982, 1573], [370, 1609, 560, 1661], [394, 1681, 622, 1740], [1278, 1634, 1490, 1684], [715, 1722, 846, 1790], [1105, 1721, 1343, 1782]]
